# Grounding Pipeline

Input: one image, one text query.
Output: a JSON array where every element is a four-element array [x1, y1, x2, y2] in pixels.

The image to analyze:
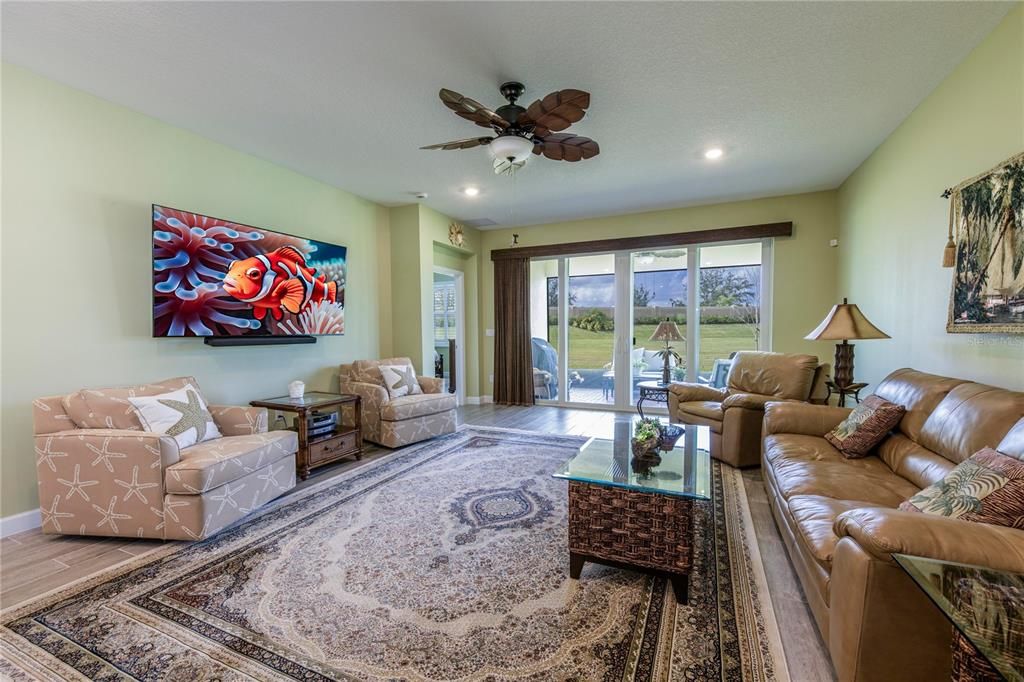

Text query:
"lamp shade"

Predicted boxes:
[[488, 135, 534, 163], [805, 299, 890, 341], [649, 319, 684, 342]]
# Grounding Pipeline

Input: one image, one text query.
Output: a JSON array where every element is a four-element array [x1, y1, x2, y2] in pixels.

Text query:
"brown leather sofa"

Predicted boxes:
[[668, 351, 829, 467], [762, 368, 1024, 682]]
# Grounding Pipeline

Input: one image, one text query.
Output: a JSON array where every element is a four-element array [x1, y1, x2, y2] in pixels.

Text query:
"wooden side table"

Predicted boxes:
[[250, 392, 362, 480]]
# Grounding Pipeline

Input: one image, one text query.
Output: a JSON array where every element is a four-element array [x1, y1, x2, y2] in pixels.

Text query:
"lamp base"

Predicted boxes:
[[833, 341, 856, 388], [662, 343, 672, 385]]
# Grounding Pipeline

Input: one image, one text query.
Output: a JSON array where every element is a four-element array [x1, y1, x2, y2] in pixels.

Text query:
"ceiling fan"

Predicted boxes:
[[420, 81, 600, 174]]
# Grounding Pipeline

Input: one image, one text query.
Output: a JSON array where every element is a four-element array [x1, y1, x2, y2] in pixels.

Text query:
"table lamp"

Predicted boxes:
[[804, 299, 890, 388], [649, 318, 684, 385]]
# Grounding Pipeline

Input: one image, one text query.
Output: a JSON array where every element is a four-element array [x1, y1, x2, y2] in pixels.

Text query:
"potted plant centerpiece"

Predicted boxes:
[[632, 418, 663, 457]]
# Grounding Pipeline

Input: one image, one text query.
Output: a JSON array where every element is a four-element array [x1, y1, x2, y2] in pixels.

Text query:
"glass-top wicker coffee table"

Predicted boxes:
[[553, 421, 711, 604]]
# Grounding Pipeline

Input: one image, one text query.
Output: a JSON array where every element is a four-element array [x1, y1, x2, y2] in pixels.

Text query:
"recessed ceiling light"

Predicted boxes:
[[462, 187, 480, 197], [704, 148, 724, 160]]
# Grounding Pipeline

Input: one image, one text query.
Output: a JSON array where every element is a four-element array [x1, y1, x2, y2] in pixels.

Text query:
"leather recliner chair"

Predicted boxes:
[[668, 351, 829, 467]]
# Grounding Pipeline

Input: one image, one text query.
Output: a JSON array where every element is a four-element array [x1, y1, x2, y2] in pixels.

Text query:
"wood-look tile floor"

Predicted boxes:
[[0, 404, 834, 680]]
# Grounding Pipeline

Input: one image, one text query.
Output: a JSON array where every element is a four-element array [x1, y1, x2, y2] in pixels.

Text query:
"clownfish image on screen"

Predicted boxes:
[[152, 205, 347, 337]]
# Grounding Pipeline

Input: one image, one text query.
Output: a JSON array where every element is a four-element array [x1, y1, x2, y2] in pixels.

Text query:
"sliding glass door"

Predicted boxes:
[[529, 259, 560, 401], [530, 239, 771, 409], [696, 243, 766, 387], [632, 248, 688, 399], [567, 254, 616, 405]]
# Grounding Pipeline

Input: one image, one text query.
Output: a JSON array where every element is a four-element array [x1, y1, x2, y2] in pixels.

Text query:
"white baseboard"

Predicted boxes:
[[481, 395, 493, 404], [463, 396, 494, 406], [1, 508, 41, 537]]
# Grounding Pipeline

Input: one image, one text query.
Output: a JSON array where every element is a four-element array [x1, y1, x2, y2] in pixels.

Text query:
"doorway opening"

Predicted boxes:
[[433, 268, 465, 405]]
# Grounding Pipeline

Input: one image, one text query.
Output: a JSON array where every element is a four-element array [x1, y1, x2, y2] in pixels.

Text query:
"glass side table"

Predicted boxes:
[[894, 554, 1024, 682]]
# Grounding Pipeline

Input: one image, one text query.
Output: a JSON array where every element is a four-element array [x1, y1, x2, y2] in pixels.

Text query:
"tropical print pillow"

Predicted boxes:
[[824, 394, 905, 458], [900, 448, 1024, 529], [379, 364, 424, 399], [127, 384, 222, 449]]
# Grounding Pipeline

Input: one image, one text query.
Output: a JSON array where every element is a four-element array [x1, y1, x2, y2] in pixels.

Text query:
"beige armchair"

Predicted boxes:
[[339, 357, 457, 448], [33, 376, 297, 541], [668, 351, 829, 467]]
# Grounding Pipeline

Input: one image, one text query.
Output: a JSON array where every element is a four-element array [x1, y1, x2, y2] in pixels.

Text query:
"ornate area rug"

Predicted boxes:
[[1, 426, 788, 681]]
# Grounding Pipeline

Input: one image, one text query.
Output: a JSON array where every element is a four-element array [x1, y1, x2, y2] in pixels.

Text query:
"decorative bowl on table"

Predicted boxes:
[[658, 424, 684, 451]]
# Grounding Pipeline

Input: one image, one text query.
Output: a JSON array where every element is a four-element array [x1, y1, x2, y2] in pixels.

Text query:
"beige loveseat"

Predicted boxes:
[[762, 368, 1024, 681], [668, 351, 829, 467], [33, 376, 297, 541], [339, 357, 457, 448]]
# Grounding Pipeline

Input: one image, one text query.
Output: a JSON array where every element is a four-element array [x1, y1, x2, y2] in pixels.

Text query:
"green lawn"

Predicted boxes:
[[548, 323, 757, 372]]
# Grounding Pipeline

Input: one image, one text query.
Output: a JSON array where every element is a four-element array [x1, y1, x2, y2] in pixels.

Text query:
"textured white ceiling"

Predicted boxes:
[[1, 1, 1013, 227]]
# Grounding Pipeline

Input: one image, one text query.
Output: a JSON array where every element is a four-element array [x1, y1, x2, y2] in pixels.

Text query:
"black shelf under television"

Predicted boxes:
[[203, 336, 316, 347]]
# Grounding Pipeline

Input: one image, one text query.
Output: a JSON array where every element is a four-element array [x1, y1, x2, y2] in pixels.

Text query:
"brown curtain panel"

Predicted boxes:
[[493, 257, 535, 406]]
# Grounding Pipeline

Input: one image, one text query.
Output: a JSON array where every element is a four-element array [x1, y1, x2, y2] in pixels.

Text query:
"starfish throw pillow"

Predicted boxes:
[[379, 364, 424, 399], [128, 384, 222, 449]]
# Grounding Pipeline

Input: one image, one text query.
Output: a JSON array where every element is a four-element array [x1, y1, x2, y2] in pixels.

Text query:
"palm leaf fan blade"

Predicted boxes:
[[438, 89, 509, 129], [523, 89, 591, 133], [537, 133, 600, 162], [420, 136, 494, 151]]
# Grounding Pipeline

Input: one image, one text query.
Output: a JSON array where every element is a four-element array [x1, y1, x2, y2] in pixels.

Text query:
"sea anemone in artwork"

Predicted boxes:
[[308, 258, 347, 306], [268, 301, 346, 335], [153, 206, 313, 335], [153, 283, 262, 336]]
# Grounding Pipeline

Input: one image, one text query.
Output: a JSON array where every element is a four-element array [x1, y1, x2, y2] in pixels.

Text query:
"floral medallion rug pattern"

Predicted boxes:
[[1, 427, 788, 681]]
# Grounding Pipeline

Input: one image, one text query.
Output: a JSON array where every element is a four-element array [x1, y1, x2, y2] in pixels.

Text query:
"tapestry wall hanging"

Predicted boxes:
[[945, 151, 1024, 333]]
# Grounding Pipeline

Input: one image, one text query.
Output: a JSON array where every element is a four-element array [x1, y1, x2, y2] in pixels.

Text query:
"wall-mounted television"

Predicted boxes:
[[152, 204, 346, 337]]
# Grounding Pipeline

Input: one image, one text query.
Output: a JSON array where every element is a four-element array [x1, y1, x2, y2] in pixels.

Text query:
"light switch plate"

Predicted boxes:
[[486, 328, 494, 337]]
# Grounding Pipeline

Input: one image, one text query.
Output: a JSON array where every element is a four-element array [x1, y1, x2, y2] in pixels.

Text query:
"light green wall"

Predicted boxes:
[[478, 191, 841, 396], [388, 204, 424, 367], [387, 204, 481, 397], [837, 4, 1024, 390], [0, 64, 392, 516]]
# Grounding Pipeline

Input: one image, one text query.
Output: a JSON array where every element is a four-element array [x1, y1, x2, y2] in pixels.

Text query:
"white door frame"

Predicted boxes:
[[433, 266, 465, 406], [613, 252, 634, 410]]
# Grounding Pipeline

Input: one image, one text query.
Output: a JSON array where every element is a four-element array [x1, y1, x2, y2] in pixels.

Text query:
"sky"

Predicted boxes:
[[562, 266, 758, 307]]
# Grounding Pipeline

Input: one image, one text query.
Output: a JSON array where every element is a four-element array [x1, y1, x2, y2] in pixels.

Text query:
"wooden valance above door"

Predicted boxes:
[[490, 221, 792, 261]]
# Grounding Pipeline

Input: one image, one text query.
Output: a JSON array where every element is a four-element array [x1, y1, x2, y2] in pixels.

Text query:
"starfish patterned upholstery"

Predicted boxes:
[[340, 358, 457, 448], [33, 377, 297, 541]]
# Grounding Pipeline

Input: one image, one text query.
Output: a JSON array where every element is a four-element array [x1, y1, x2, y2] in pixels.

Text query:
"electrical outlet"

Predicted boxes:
[[829, 239, 839, 247], [489, 374, 494, 383], [486, 328, 495, 337]]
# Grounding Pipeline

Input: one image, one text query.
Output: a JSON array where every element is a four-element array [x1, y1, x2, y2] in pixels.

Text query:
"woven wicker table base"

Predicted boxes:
[[567, 480, 697, 604]]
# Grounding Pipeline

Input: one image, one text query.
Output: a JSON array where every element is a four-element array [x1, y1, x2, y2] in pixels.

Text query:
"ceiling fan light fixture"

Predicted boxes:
[[488, 135, 535, 164]]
